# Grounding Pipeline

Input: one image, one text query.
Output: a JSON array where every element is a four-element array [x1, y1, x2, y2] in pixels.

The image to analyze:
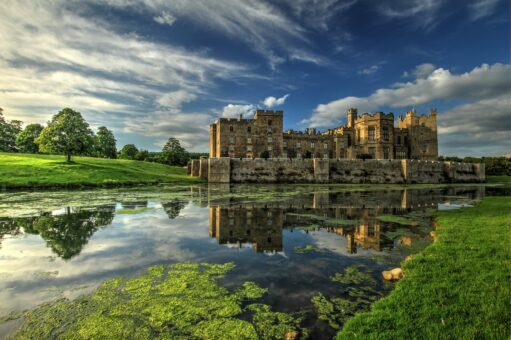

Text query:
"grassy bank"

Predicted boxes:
[[338, 196, 511, 339], [487, 175, 511, 184], [0, 153, 202, 189]]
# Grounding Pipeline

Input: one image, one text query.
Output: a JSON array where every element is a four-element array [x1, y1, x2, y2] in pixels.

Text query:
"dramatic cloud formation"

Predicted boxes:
[[263, 94, 290, 108], [305, 63, 511, 127], [0, 0, 506, 155]]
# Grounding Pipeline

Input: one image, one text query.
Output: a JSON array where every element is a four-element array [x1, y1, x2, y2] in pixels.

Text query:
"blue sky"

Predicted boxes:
[[0, 0, 509, 156]]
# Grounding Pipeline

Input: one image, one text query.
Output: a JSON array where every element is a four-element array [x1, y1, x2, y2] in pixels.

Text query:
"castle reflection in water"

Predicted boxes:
[[204, 186, 485, 254]]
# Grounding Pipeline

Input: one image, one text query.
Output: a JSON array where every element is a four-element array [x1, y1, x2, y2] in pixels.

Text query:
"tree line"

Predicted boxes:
[[0, 107, 207, 165], [438, 156, 511, 176]]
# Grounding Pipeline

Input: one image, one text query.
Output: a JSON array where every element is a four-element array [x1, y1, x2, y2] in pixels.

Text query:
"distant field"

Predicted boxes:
[[0, 153, 202, 189]]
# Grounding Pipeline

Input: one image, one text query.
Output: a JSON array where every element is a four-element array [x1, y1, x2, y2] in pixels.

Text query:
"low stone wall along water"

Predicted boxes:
[[189, 158, 485, 184]]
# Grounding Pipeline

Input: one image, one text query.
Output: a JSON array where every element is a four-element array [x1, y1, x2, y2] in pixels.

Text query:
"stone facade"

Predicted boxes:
[[210, 108, 438, 161], [204, 158, 485, 184]]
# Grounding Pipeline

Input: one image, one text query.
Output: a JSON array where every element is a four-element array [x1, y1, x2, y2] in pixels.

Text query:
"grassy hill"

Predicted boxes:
[[0, 153, 202, 189]]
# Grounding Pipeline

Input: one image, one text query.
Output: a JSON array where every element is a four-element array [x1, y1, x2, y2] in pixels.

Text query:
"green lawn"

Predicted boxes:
[[0, 152, 202, 188], [338, 196, 511, 339], [487, 175, 511, 184]]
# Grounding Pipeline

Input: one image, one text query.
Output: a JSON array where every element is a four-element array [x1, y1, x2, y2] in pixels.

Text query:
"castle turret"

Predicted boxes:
[[347, 108, 357, 128]]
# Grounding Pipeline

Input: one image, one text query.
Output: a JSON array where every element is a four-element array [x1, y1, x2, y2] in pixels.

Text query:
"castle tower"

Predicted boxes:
[[347, 108, 357, 128]]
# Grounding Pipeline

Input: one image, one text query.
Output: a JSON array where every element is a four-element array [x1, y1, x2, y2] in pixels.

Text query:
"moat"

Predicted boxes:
[[0, 184, 497, 339]]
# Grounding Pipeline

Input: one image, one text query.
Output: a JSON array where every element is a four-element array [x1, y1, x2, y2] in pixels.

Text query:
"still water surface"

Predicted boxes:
[[0, 184, 487, 338]]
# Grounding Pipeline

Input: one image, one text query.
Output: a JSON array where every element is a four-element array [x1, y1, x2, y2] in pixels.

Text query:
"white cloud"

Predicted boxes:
[[0, 0, 255, 148], [96, 0, 324, 69], [358, 65, 380, 75], [378, 0, 445, 30], [153, 11, 176, 26], [221, 104, 255, 118], [305, 63, 511, 128], [157, 90, 197, 109], [263, 94, 290, 108], [403, 63, 437, 79], [468, 0, 501, 20]]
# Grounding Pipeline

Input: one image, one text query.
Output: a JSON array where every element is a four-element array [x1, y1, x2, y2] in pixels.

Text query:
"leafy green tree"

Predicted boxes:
[[16, 123, 44, 153], [94, 126, 117, 158], [119, 144, 138, 160], [35, 108, 94, 162], [161, 137, 190, 166], [260, 150, 270, 159], [0, 108, 23, 152], [135, 149, 150, 161]]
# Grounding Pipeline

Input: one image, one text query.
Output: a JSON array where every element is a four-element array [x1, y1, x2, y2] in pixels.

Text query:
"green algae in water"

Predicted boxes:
[[294, 244, 322, 254], [312, 265, 386, 330], [11, 262, 305, 339], [377, 215, 418, 226]]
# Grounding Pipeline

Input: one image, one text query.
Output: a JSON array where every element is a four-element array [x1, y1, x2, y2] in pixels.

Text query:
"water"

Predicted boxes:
[[0, 184, 489, 338]]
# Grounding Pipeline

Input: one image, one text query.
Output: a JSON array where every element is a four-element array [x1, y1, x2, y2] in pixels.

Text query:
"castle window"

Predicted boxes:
[[296, 141, 301, 148], [229, 136, 235, 144], [247, 137, 252, 144], [247, 126, 251, 133], [404, 136, 408, 145], [397, 136, 401, 144], [247, 145, 252, 152], [383, 147, 389, 159], [268, 137, 273, 143], [324, 154, 328, 159], [311, 142, 315, 149], [348, 134, 352, 147], [268, 119, 272, 126], [383, 126, 389, 141], [368, 126, 375, 141], [324, 143, 328, 149], [229, 126, 234, 132], [357, 129, 361, 143], [268, 146, 273, 151], [396, 150, 407, 159], [229, 145, 234, 152]]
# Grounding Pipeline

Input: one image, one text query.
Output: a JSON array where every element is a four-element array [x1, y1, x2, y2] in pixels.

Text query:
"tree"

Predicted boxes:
[[119, 144, 138, 160], [135, 149, 150, 161], [94, 126, 117, 158], [16, 123, 44, 153], [161, 137, 190, 166], [35, 108, 94, 162], [0, 108, 23, 152]]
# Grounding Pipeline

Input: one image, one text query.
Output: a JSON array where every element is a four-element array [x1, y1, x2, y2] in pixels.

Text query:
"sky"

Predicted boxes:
[[0, 0, 509, 156]]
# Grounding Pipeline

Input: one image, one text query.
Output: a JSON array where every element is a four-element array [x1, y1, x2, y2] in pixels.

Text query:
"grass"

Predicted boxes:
[[337, 196, 511, 339], [0, 152, 202, 189], [487, 175, 511, 184]]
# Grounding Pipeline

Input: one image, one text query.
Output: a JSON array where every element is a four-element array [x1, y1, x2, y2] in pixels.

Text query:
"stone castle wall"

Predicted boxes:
[[192, 158, 485, 184]]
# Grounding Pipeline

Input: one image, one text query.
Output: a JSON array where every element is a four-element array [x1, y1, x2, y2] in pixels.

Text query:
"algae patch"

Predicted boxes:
[[11, 262, 305, 339], [312, 265, 388, 330]]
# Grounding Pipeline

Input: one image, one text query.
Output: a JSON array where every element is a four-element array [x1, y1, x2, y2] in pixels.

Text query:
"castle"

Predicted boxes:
[[209, 108, 438, 160]]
